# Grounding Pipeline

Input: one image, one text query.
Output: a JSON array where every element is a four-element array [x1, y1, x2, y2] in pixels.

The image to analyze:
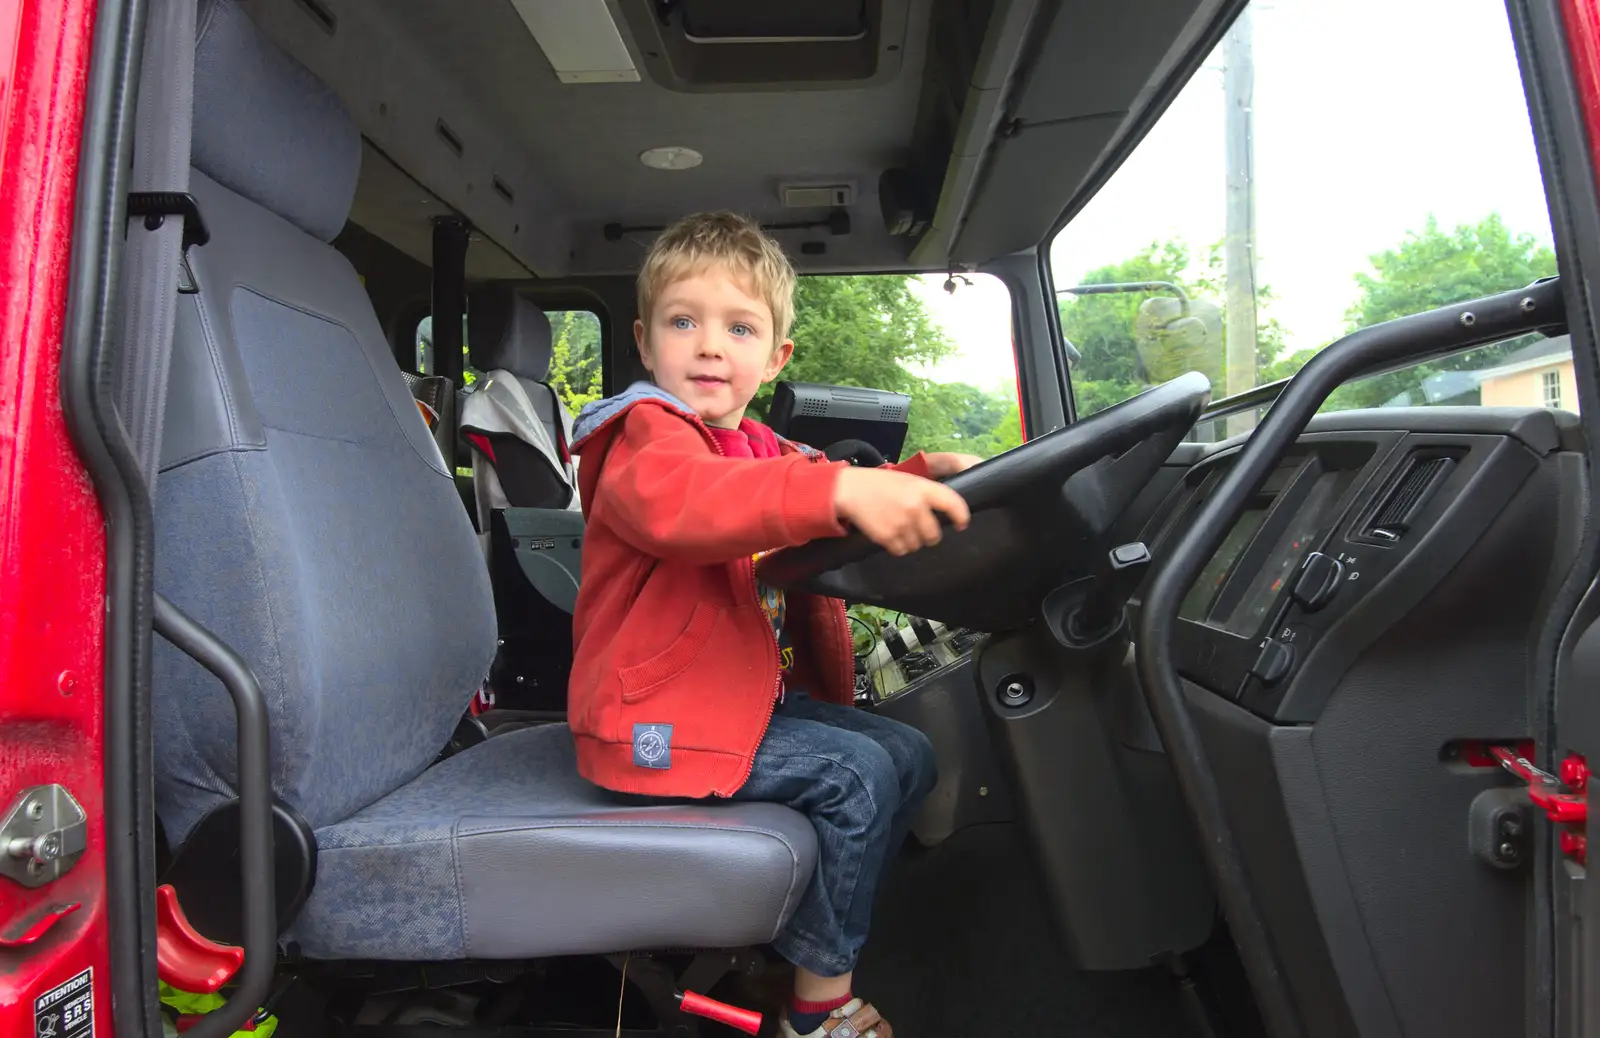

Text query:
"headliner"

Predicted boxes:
[[242, 0, 1238, 278]]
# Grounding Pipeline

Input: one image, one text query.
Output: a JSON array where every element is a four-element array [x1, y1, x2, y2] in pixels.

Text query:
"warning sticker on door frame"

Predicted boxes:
[[34, 967, 93, 1038]]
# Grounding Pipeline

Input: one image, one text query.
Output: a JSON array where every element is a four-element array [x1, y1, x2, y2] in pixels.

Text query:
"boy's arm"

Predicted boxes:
[[591, 406, 847, 564]]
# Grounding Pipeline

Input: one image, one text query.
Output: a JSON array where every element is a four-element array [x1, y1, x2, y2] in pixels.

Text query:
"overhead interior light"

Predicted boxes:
[[639, 146, 703, 171], [511, 0, 640, 84]]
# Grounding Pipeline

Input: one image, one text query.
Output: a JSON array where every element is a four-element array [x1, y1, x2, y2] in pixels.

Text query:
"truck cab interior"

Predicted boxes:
[[32, 0, 1600, 1035]]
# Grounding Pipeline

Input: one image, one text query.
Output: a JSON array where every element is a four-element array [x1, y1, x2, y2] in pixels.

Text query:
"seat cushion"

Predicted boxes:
[[287, 724, 818, 960]]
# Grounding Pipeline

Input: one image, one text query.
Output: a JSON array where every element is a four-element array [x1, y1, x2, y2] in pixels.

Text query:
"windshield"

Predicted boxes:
[[1047, 0, 1557, 433]]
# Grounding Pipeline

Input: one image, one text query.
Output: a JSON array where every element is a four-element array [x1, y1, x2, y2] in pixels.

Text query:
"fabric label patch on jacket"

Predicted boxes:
[[633, 723, 673, 769]]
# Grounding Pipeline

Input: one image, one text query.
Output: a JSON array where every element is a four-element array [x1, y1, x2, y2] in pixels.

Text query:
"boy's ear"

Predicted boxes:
[[633, 319, 653, 372], [761, 339, 794, 383]]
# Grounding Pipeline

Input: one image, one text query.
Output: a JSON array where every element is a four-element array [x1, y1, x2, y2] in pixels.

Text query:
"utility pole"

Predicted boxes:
[[1223, 9, 1258, 436]]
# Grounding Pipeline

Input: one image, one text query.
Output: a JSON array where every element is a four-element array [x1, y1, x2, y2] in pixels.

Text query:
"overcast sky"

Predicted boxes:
[[915, 0, 1553, 392]]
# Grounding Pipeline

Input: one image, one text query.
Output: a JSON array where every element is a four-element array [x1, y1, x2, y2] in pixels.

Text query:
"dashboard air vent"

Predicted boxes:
[[1362, 453, 1456, 543]]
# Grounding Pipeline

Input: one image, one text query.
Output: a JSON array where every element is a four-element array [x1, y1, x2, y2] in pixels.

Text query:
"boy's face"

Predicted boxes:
[[636, 266, 793, 429]]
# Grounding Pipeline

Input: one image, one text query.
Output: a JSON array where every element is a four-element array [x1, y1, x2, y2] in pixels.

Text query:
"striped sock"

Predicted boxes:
[[789, 993, 853, 1034]]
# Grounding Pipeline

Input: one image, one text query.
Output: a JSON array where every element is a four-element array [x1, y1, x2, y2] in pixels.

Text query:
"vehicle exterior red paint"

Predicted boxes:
[[2, 0, 1600, 1035], [0, 0, 112, 1036], [1563, 0, 1600, 192]]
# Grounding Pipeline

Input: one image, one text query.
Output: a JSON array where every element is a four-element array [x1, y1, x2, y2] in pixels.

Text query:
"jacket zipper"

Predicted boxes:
[[684, 414, 785, 798], [719, 553, 785, 797]]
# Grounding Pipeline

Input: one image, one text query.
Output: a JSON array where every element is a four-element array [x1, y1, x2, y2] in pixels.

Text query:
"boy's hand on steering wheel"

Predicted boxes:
[[833, 467, 971, 556], [924, 452, 984, 478]]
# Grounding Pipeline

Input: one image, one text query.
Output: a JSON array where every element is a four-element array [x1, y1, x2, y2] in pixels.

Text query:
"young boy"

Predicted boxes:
[[569, 212, 980, 1037]]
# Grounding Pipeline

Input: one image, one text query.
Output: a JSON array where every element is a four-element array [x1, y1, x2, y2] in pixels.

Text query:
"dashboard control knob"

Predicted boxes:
[[1292, 551, 1344, 611], [1248, 638, 1296, 687]]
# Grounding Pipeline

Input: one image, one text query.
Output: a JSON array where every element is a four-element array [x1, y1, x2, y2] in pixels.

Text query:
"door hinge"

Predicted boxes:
[[1492, 746, 1588, 864], [0, 785, 88, 888]]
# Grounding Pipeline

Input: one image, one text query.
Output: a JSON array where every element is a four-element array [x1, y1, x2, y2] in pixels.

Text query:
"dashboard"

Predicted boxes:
[[1135, 405, 1581, 1035], [973, 404, 1585, 1037], [1133, 407, 1584, 721]]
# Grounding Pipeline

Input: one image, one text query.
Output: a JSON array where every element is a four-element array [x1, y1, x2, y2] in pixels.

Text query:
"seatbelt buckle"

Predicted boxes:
[[127, 191, 210, 294]]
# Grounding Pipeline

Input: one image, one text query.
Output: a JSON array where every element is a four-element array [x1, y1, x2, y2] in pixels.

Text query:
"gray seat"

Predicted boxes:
[[461, 285, 580, 518], [467, 283, 574, 457], [153, 0, 815, 962]]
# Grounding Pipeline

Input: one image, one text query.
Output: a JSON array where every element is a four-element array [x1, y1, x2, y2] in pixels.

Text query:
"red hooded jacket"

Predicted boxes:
[[568, 384, 930, 797]]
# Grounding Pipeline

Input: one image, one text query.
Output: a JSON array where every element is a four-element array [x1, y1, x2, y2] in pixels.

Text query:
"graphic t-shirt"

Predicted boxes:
[[706, 421, 796, 690]]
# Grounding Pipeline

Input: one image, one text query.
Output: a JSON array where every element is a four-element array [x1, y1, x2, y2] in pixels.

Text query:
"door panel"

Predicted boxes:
[[0, 2, 114, 1037]]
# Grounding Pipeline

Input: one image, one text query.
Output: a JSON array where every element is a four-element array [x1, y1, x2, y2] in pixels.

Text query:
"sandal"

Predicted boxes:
[[779, 997, 893, 1038]]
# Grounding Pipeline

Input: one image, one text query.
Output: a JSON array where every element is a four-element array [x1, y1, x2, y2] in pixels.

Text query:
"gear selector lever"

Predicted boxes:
[[1072, 541, 1153, 640], [1056, 541, 1152, 646]]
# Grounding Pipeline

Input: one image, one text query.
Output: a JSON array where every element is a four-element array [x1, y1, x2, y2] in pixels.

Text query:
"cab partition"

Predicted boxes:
[[486, 507, 584, 714], [974, 627, 1217, 970]]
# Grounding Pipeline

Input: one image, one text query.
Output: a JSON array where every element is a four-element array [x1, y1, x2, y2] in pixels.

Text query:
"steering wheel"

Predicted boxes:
[[756, 372, 1213, 632]]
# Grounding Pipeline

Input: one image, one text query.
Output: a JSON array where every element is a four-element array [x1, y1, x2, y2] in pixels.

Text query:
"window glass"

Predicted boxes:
[[1047, 0, 1555, 431], [1542, 367, 1564, 409], [544, 309, 604, 411], [413, 314, 470, 381], [749, 273, 1021, 460], [1188, 330, 1576, 440]]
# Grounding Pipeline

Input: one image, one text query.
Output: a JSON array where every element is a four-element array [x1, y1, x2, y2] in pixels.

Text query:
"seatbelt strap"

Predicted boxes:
[[115, 0, 197, 491], [543, 381, 574, 475]]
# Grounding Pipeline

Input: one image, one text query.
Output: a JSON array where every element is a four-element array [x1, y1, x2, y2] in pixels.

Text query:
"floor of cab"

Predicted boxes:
[[857, 822, 1258, 1037]]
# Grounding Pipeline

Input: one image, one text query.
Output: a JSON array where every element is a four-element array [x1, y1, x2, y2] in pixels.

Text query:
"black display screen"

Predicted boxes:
[[1219, 469, 1354, 636], [1179, 506, 1268, 622], [1175, 454, 1359, 636]]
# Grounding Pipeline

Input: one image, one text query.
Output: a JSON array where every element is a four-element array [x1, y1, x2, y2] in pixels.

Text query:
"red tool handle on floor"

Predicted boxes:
[[676, 990, 763, 1035]]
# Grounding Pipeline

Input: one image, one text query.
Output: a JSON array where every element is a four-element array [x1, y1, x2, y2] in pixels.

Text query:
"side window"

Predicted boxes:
[[544, 309, 604, 412], [412, 314, 471, 382], [758, 273, 1021, 459], [1048, 2, 1555, 431]]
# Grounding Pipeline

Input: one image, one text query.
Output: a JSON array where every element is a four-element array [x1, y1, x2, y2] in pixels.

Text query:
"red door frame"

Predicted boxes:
[[6, 0, 1600, 1036], [0, 0, 112, 1036]]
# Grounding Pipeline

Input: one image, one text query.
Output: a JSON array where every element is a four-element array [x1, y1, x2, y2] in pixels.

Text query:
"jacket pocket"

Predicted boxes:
[[618, 601, 723, 703]]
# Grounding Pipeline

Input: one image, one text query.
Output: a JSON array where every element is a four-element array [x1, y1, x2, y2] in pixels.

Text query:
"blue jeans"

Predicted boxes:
[[729, 694, 937, 977]]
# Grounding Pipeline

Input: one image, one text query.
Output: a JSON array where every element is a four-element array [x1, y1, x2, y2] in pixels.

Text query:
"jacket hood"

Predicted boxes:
[[572, 381, 820, 458], [572, 380, 694, 447]]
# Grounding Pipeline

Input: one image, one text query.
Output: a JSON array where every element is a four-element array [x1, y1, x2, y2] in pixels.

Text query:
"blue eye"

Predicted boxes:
[[671, 316, 694, 331], [730, 323, 753, 337]]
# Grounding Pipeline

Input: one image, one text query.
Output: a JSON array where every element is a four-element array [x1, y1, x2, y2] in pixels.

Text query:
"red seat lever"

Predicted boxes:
[[156, 884, 244, 993], [677, 990, 763, 1035]]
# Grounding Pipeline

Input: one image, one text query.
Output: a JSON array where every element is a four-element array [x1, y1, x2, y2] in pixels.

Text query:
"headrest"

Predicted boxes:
[[192, 0, 360, 241], [468, 285, 554, 383]]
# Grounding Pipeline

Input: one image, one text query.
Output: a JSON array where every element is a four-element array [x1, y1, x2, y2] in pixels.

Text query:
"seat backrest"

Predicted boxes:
[[461, 286, 579, 518], [152, 0, 496, 845]]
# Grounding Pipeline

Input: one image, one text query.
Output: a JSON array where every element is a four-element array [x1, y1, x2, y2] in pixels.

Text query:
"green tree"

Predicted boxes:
[[1324, 214, 1558, 411], [547, 310, 604, 411]]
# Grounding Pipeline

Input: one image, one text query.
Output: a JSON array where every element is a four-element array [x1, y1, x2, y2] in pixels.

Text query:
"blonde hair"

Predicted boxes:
[[637, 212, 797, 343]]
